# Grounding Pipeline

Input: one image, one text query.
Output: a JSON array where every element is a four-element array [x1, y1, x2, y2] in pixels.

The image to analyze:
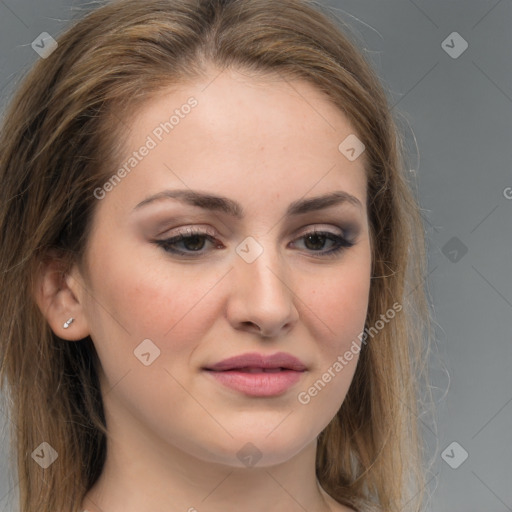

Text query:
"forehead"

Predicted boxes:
[[105, 68, 368, 214]]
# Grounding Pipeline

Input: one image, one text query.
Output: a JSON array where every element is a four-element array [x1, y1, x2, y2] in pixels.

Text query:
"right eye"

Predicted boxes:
[[153, 228, 223, 257]]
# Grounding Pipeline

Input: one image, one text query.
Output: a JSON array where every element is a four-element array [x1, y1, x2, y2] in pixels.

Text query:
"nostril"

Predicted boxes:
[[241, 321, 257, 329], [240, 321, 272, 337]]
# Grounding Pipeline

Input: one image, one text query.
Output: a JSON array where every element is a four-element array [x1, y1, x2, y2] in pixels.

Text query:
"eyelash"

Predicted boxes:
[[153, 227, 355, 259]]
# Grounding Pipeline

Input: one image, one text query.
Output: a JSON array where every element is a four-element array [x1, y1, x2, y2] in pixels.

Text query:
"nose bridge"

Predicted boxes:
[[229, 235, 298, 336], [236, 235, 289, 300]]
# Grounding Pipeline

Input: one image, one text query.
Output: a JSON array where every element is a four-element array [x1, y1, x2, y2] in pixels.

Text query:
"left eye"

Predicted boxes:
[[154, 229, 354, 257], [292, 231, 353, 254]]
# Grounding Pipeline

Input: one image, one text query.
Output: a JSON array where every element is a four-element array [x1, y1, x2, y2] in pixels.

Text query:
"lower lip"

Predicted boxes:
[[204, 369, 304, 397]]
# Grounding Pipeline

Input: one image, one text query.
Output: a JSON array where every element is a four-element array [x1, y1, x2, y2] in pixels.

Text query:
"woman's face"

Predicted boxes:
[[71, 68, 372, 467]]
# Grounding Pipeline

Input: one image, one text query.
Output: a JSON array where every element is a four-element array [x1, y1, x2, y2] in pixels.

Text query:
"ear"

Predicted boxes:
[[33, 252, 91, 341]]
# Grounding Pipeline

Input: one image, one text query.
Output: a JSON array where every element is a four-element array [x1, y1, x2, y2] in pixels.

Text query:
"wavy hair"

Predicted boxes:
[[0, 1, 432, 511]]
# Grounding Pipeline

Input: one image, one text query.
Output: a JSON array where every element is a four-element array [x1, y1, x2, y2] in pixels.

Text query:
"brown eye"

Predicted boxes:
[[292, 230, 354, 258], [154, 230, 221, 256]]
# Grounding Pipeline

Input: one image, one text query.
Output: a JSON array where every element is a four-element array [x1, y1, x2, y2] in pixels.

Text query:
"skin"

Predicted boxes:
[[36, 67, 372, 512]]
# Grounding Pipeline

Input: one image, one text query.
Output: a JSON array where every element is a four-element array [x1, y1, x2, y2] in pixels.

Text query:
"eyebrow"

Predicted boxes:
[[133, 189, 363, 217]]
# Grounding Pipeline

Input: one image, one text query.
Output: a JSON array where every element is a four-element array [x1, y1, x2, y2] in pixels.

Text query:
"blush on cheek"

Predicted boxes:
[[109, 279, 222, 346], [311, 284, 369, 342]]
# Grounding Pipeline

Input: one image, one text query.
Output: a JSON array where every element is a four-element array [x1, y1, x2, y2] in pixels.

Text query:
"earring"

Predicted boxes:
[[63, 317, 75, 329]]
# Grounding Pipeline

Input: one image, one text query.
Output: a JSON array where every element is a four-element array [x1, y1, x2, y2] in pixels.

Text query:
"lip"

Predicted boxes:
[[204, 351, 307, 372], [203, 351, 307, 397]]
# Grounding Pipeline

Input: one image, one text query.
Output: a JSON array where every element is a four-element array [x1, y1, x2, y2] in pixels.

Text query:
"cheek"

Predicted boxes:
[[83, 248, 226, 355], [295, 267, 370, 419], [304, 261, 371, 350]]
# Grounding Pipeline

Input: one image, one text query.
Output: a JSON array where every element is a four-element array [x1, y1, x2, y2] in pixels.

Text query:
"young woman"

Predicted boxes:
[[0, 1, 431, 511]]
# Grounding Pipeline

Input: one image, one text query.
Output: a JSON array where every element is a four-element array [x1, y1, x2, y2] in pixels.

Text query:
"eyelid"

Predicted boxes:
[[293, 223, 346, 238], [153, 224, 357, 259], [158, 225, 218, 238], [161, 223, 351, 244]]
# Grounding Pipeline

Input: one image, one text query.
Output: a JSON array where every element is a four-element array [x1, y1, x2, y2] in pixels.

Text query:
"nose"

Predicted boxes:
[[226, 242, 299, 338]]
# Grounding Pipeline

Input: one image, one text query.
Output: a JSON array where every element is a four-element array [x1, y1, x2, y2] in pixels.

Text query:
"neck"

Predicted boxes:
[[81, 393, 335, 512], [82, 433, 333, 512]]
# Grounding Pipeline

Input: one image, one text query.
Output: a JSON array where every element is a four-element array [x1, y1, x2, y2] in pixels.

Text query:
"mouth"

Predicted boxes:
[[202, 352, 307, 397], [203, 351, 307, 373], [207, 367, 296, 373]]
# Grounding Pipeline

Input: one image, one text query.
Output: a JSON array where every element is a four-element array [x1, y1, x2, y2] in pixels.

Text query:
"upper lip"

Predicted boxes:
[[204, 352, 307, 371]]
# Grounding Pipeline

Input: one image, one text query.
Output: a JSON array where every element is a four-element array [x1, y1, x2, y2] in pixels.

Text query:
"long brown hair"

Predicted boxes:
[[0, 1, 431, 511]]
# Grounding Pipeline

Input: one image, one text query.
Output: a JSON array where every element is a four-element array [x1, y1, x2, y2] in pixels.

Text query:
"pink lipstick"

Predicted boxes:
[[203, 352, 307, 397]]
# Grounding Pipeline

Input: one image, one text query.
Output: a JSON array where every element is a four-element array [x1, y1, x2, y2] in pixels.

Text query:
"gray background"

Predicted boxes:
[[0, 0, 511, 511]]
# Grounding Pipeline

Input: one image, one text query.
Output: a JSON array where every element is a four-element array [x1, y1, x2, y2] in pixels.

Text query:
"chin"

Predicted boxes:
[[191, 424, 317, 468]]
